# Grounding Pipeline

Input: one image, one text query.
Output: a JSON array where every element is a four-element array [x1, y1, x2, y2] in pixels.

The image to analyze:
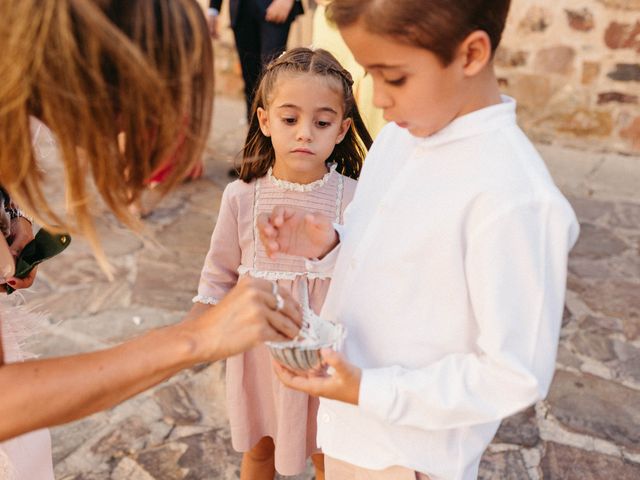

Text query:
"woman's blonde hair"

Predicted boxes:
[[0, 0, 213, 273]]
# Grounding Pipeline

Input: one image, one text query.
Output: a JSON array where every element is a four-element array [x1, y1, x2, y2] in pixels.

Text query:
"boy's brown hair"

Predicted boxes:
[[239, 47, 372, 183], [326, 0, 512, 66]]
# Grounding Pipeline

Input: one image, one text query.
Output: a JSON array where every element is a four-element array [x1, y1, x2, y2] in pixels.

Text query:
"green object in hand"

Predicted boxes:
[[6, 229, 71, 294]]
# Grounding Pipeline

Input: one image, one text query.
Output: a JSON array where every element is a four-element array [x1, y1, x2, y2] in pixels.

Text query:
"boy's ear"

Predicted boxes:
[[257, 107, 271, 137], [458, 30, 493, 77], [336, 118, 352, 144]]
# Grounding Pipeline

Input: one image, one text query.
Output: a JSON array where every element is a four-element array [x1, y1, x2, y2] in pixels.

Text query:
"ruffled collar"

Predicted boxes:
[[267, 164, 336, 192]]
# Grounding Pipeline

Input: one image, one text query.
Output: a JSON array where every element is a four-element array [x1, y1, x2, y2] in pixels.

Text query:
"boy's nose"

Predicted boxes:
[[373, 86, 393, 110]]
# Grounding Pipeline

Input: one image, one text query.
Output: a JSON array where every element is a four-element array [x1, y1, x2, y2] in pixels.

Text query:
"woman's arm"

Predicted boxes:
[[0, 276, 300, 441]]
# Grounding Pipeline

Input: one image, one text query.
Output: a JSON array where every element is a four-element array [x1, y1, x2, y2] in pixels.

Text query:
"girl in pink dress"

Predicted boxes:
[[191, 48, 372, 479]]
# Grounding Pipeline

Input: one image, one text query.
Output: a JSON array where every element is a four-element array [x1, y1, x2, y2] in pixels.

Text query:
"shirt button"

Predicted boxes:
[[322, 413, 331, 423]]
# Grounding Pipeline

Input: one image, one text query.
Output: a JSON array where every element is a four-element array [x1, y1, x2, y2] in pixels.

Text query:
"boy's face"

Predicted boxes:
[[341, 21, 467, 138]]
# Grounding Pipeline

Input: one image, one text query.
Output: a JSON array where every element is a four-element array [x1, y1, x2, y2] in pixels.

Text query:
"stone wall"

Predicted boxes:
[[212, 0, 640, 155], [497, 0, 640, 155]]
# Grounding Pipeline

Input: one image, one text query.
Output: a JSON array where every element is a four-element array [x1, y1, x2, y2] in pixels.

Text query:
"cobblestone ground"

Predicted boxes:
[[17, 96, 640, 479]]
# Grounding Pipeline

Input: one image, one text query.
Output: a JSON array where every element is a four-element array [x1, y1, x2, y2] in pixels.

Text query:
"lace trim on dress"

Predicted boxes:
[[237, 265, 331, 280], [267, 164, 336, 192], [335, 174, 344, 222], [191, 295, 220, 305]]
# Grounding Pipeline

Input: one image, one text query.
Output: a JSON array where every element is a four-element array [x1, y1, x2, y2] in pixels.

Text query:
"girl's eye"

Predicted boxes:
[[317, 121, 331, 128], [282, 117, 296, 125], [384, 77, 406, 87]]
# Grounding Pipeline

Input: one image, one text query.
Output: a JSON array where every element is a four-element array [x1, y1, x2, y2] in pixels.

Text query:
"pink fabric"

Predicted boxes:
[[197, 168, 357, 475], [0, 303, 55, 480], [325, 456, 431, 480]]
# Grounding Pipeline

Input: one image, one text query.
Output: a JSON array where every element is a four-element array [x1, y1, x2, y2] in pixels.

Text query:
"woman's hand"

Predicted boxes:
[[195, 277, 302, 361], [258, 206, 338, 260], [5, 217, 36, 291], [265, 0, 295, 23], [273, 349, 361, 405]]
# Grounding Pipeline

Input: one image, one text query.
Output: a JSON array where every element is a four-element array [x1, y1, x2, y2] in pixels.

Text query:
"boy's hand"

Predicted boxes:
[[258, 206, 338, 259], [265, 0, 294, 23], [273, 349, 361, 405]]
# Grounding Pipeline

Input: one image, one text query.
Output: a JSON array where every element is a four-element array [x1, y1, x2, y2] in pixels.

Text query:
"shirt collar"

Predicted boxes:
[[412, 95, 517, 149]]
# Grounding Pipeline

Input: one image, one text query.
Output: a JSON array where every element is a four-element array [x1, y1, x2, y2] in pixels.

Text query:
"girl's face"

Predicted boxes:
[[257, 73, 351, 184], [340, 21, 467, 138]]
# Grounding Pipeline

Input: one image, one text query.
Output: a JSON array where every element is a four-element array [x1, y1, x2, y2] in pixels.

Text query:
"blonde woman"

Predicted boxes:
[[0, 1, 301, 477]]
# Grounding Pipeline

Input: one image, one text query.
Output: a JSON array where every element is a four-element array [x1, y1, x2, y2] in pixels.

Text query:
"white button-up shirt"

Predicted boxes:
[[308, 97, 579, 479]]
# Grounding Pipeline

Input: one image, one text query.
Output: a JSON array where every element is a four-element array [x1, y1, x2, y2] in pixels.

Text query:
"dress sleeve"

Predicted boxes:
[[193, 184, 242, 304], [358, 197, 579, 430]]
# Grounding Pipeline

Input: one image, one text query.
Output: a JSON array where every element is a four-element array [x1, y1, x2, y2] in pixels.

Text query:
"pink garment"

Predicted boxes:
[[195, 166, 357, 475], [0, 302, 55, 480]]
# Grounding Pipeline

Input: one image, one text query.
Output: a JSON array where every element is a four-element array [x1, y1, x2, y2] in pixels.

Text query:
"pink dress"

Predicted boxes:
[[194, 165, 357, 475], [0, 303, 55, 480]]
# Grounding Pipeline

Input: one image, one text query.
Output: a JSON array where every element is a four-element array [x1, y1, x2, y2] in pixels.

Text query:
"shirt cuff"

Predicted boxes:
[[304, 223, 342, 275], [358, 367, 398, 422], [207, 7, 219, 16]]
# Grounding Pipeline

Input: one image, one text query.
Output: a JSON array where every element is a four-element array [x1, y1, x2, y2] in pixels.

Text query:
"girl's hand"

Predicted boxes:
[[265, 0, 295, 23], [273, 349, 361, 405], [196, 276, 302, 361], [258, 206, 338, 259]]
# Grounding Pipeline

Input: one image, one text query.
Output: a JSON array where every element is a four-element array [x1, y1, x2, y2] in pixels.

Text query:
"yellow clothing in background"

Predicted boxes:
[[312, 4, 386, 138]]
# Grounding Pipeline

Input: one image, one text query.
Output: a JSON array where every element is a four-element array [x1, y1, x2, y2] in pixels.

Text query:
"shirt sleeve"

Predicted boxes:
[[193, 185, 241, 304], [358, 197, 579, 430]]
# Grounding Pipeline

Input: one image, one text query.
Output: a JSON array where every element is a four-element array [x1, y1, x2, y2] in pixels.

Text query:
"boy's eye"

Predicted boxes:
[[384, 76, 406, 87]]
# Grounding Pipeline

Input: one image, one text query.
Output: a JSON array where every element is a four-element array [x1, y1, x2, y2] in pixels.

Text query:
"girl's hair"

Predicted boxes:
[[0, 0, 213, 272], [326, 0, 512, 66], [239, 47, 372, 183]]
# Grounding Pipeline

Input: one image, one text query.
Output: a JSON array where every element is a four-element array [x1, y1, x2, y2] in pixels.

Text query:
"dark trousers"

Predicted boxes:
[[232, 1, 293, 118]]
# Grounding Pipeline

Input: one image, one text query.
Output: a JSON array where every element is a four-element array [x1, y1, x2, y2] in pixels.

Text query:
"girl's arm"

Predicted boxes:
[[0, 276, 300, 442]]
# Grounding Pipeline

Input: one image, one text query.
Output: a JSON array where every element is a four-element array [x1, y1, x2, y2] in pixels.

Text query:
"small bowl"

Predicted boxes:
[[267, 314, 346, 372]]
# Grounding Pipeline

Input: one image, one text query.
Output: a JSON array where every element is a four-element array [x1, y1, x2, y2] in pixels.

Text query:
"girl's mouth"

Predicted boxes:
[[292, 148, 314, 154]]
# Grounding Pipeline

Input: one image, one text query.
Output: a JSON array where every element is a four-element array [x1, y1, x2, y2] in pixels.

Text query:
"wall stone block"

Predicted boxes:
[[582, 61, 601, 84], [597, 0, 640, 10], [597, 91, 639, 104], [566, 8, 595, 31], [556, 109, 613, 137], [535, 45, 576, 74], [607, 63, 640, 81], [621, 116, 640, 151], [495, 47, 529, 68], [604, 21, 640, 51], [519, 6, 553, 32]]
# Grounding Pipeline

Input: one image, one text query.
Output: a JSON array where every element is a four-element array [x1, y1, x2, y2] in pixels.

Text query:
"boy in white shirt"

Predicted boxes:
[[258, 1, 580, 478]]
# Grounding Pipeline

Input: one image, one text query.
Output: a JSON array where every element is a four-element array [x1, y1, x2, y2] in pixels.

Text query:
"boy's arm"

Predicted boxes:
[[276, 198, 579, 429], [356, 199, 579, 430]]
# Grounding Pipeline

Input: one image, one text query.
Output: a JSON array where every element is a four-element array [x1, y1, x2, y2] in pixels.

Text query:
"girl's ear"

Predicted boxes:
[[257, 107, 271, 137], [335, 117, 352, 144]]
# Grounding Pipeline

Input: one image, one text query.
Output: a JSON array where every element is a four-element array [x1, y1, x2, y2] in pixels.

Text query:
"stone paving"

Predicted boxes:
[[16, 95, 640, 479]]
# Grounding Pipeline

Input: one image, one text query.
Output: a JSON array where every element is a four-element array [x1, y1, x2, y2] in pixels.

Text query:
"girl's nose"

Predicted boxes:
[[296, 122, 313, 142]]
